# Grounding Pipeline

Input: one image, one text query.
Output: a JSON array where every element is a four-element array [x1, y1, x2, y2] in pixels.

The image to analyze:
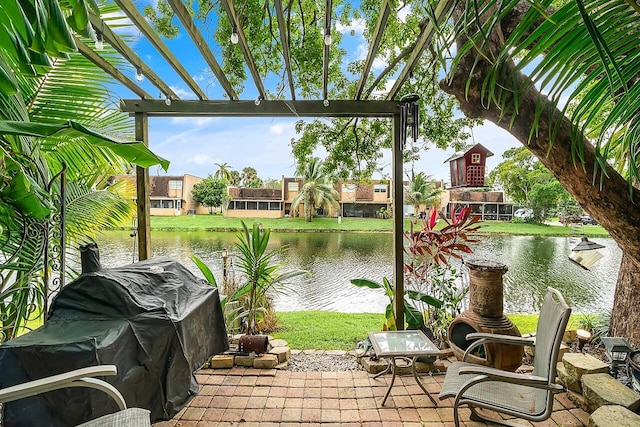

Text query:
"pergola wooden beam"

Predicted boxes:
[[274, 0, 296, 100], [120, 99, 401, 117], [75, 37, 153, 100], [87, 12, 179, 100], [166, 0, 238, 100], [220, 0, 267, 100], [113, 0, 208, 100], [355, 0, 391, 100], [322, 0, 332, 101], [386, 0, 454, 100]]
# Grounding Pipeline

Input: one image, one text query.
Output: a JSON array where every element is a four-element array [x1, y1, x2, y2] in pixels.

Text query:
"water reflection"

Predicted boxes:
[[94, 231, 620, 314]]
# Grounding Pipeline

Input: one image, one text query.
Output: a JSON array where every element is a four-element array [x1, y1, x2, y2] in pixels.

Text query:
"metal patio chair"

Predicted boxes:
[[0, 365, 150, 427], [439, 287, 571, 427]]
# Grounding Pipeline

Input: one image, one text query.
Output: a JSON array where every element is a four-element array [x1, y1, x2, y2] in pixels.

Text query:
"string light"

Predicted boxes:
[[165, 95, 172, 106], [409, 70, 416, 85], [136, 67, 144, 82], [254, 96, 261, 106], [95, 32, 104, 50], [230, 25, 239, 44], [323, 99, 329, 107]]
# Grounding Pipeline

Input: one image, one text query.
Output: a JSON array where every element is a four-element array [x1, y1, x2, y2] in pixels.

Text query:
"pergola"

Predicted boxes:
[[79, 0, 453, 328]]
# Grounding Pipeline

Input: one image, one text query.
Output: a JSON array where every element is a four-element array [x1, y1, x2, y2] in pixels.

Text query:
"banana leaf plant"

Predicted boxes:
[[350, 277, 442, 330]]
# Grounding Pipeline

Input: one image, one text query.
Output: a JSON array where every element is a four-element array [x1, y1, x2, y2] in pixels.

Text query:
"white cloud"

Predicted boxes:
[[336, 19, 366, 35], [170, 86, 198, 100], [192, 154, 212, 165], [169, 117, 220, 126], [269, 122, 294, 135], [398, 6, 412, 23]]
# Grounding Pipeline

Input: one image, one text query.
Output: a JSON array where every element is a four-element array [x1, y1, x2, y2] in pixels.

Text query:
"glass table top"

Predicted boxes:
[[368, 330, 440, 357]]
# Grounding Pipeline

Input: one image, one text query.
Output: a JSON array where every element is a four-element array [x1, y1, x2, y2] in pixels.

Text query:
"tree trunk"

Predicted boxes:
[[444, 4, 640, 345], [610, 253, 640, 345]]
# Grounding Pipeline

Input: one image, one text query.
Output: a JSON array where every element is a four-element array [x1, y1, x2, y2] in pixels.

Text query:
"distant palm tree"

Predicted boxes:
[[404, 172, 442, 215], [214, 162, 233, 183], [291, 158, 339, 222]]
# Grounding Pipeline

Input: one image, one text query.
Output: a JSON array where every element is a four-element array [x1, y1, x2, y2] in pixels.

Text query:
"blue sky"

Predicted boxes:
[[108, 6, 522, 182]]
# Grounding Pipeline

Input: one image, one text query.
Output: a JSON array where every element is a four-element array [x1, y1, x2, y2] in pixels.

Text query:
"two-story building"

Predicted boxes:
[[224, 177, 391, 219], [111, 174, 209, 216]]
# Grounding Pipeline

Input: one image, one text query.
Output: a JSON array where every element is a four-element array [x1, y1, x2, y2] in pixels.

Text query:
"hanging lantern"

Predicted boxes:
[[568, 236, 605, 270]]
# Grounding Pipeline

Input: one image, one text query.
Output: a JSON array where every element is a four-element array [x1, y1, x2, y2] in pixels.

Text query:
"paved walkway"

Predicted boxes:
[[153, 367, 589, 426]]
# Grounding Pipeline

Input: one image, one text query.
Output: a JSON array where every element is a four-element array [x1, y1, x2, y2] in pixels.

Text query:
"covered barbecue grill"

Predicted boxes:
[[0, 257, 228, 426]]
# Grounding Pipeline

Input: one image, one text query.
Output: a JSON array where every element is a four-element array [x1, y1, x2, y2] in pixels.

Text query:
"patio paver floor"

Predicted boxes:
[[153, 367, 589, 427]]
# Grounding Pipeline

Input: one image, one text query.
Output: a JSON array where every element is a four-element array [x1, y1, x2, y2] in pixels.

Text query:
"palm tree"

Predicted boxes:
[[0, 2, 166, 342], [290, 158, 339, 222], [404, 172, 442, 215], [214, 162, 233, 183]]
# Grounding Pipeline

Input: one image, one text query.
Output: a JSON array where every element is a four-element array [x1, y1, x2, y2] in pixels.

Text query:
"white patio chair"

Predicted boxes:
[[438, 287, 571, 427], [0, 365, 150, 427]]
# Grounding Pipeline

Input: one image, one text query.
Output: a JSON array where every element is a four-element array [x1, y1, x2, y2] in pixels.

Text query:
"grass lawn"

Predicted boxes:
[[273, 311, 584, 350], [115, 214, 609, 237]]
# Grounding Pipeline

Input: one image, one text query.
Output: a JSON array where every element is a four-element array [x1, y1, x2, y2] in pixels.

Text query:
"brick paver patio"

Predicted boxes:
[[152, 367, 589, 426]]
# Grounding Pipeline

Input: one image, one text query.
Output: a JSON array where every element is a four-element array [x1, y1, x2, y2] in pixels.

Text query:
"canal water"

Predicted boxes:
[[94, 230, 620, 314]]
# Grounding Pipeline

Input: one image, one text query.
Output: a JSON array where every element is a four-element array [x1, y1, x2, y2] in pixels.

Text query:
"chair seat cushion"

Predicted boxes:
[[439, 361, 548, 416], [76, 408, 150, 427]]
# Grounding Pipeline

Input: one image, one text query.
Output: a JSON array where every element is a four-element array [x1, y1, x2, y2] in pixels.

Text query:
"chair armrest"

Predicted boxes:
[[458, 365, 564, 391], [466, 333, 535, 346], [0, 365, 126, 410], [462, 333, 533, 362]]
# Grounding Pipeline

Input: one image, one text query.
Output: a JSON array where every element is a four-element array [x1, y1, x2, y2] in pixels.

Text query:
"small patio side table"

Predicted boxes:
[[368, 330, 440, 406]]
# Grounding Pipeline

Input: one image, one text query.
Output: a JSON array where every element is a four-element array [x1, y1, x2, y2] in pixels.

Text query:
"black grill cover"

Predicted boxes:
[[0, 257, 228, 426]]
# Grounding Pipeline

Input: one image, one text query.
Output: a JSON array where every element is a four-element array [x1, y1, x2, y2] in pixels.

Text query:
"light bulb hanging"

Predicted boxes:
[[323, 99, 329, 107], [136, 67, 144, 82], [254, 96, 261, 106], [95, 32, 104, 51], [230, 25, 239, 44], [324, 31, 332, 46], [165, 95, 172, 106]]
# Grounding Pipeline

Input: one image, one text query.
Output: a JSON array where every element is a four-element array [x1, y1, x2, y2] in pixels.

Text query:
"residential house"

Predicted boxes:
[[111, 174, 209, 216]]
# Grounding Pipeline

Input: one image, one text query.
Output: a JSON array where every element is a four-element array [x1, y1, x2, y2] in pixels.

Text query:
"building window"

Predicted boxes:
[[343, 184, 356, 192], [247, 201, 258, 210], [258, 202, 268, 210], [169, 180, 183, 190], [269, 202, 281, 210], [471, 153, 481, 164], [236, 201, 246, 210], [288, 181, 299, 191], [374, 184, 387, 193]]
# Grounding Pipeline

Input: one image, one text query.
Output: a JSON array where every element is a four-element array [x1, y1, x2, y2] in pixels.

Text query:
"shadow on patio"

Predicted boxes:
[[153, 367, 589, 426]]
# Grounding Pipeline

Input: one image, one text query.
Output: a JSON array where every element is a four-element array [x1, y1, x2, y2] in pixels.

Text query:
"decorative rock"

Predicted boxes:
[[269, 338, 288, 348], [582, 373, 640, 413], [210, 354, 234, 369], [290, 349, 302, 355], [325, 350, 347, 356], [568, 390, 588, 412], [557, 361, 582, 393], [302, 349, 316, 355], [231, 334, 243, 344], [234, 354, 256, 367], [589, 404, 640, 427], [563, 329, 577, 343], [438, 348, 454, 359], [361, 357, 389, 374], [253, 354, 278, 369], [275, 361, 289, 370], [269, 346, 291, 363], [434, 360, 446, 372], [562, 353, 609, 383]]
